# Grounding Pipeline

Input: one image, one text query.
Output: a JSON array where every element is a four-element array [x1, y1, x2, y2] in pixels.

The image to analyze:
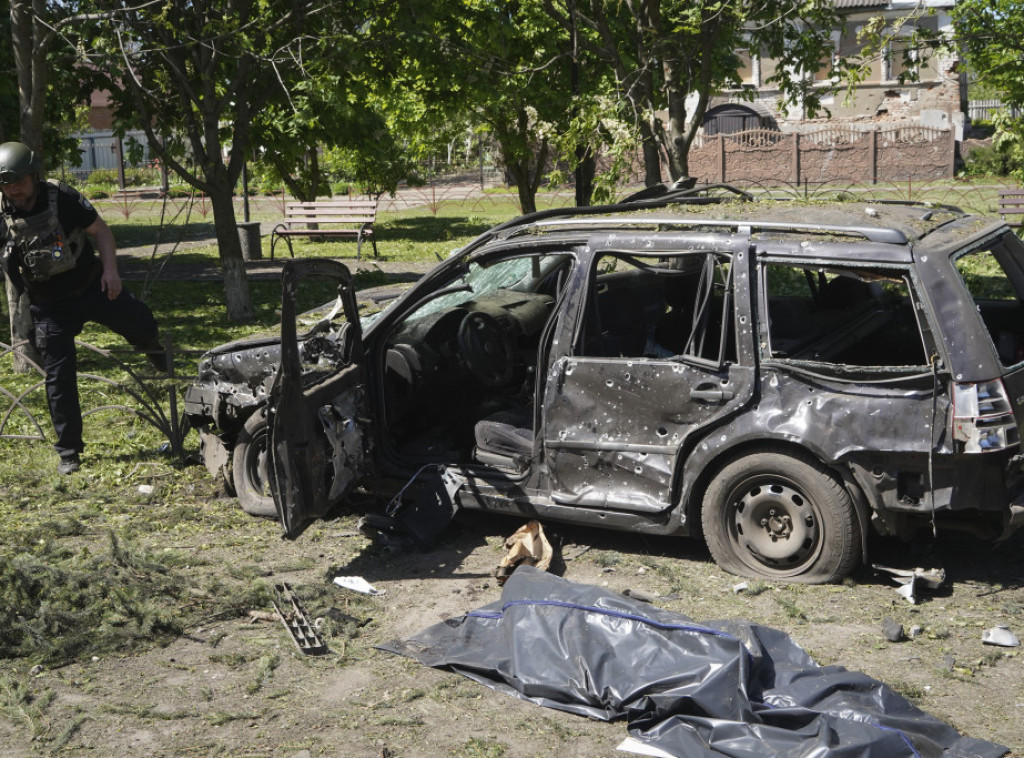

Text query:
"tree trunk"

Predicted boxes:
[[4, 277, 41, 372], [662, 61, 691, 181], [208, 178, 254, 322], [512, 165, 538, 215], [8, 1, 48, 370], [639, 119, 662, 187], [574, 150, 596, 207]]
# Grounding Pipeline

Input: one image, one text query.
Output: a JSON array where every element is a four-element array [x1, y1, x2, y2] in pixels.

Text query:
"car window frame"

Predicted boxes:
[[570, 247, 738, 371]]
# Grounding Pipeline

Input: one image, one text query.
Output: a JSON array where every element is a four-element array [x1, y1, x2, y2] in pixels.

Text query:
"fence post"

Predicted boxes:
[[718, 134, 726, 183], [948, 128, 955, 178], [792, 133, 800, 185], [115, 135, 126, 191], [870, 130, 878, 185]]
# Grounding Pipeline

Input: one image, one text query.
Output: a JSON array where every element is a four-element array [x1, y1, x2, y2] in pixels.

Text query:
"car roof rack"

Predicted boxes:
[[522, 215, 909, 244]]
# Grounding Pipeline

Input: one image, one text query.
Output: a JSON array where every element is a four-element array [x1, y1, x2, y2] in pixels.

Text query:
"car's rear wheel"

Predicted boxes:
[[701, 447, 859, 583], [232, 412, 277, 518]]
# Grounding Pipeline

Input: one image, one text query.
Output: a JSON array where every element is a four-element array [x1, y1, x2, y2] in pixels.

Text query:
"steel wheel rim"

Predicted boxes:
[[728, 476, 823, 576]]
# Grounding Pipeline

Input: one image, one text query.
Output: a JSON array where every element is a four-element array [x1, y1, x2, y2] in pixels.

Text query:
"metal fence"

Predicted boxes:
[[66, 130, 153, 183]]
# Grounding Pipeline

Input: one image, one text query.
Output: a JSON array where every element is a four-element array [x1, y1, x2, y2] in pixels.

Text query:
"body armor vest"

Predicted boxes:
[[3, 183, 85, 282]]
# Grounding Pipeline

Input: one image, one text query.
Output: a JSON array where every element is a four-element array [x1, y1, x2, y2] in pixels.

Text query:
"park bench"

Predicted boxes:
[[998, 189, 1024, 228], [269, 198, 379, 261]]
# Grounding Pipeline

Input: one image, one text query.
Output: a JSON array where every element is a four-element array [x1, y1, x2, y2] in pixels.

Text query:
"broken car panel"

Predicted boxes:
[[183, 188, 1024, 582]]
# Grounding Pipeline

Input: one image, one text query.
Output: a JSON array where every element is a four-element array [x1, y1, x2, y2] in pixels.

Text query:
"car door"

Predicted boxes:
[[542, 241, 756, 513], [267, 259, 370, 538]]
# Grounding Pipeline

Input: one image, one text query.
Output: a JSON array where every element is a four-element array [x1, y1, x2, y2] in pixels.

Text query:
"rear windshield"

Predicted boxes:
[[953, 232, 1024, 369]]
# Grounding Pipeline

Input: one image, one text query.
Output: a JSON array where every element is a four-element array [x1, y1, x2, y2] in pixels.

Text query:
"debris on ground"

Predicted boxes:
[[622, 588, 658, 603], [873, 564, 946, 604], [881, 617, 905, 642], [358, 466, 464, 551], [981, 625, 1020, 647], [494, 520, 553, 585], [272, 583, 328, 655], [333, 576, 384, 595]]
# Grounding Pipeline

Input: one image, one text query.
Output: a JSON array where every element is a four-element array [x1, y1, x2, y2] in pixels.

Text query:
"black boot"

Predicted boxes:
[[139, 333, 169, 373]]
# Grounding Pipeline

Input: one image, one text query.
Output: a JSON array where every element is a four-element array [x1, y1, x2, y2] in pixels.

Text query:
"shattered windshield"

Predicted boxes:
[[407, 254, 570, 323]]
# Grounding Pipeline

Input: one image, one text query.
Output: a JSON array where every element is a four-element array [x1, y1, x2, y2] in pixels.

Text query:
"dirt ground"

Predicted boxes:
[[1, 489, 1022, 758]]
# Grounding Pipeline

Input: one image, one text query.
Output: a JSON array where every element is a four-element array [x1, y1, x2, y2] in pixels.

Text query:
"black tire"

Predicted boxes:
[[232, 412, 277, 518], [701, 447, 860, 583]]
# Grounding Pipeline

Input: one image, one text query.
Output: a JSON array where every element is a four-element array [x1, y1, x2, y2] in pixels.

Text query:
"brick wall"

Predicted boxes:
[[688, 126, 954, 185]]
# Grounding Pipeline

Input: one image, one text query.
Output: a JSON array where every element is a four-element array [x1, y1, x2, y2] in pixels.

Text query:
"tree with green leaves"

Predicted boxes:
[[950, 0, 1024, 180], [405, 1, 582, 214], [248, 7, 418, 203], [73, 0, 374, 321], [545, 0, 841, 183]]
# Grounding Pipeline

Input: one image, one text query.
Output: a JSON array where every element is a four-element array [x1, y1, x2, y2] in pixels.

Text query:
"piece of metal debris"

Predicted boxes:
[[872, 564, 946, 604], [333, 575, 384, 595], [321, 607, 372, 628], [494, 520, 553, 585], [272, 583, 328, 655], [981, 625, 1021, 647]]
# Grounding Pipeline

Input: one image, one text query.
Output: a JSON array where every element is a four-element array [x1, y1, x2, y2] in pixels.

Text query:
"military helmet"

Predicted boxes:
[[0, 142, 43, 184]]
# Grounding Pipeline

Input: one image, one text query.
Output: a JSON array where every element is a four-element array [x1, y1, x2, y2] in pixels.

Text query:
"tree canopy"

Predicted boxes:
[[73, 0, 380, 321], [952, 0, 1024, 179]]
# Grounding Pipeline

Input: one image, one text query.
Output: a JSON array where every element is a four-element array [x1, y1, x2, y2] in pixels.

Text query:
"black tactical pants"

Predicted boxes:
[[30, 275, 160, 460]]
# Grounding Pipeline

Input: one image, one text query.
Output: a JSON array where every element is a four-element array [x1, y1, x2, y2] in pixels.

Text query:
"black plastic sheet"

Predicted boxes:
[[380, 567, 1007, 758]]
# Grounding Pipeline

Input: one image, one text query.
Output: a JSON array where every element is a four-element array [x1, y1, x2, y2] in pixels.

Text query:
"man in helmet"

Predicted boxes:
[[0, 141, 164, 475]]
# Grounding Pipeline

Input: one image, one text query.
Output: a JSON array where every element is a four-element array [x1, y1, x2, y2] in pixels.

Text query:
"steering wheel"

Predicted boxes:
[[457, 311, 516, 387]]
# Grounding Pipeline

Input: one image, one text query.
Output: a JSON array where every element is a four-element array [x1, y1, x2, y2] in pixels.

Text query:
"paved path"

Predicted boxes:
[[117, 246, 434, 285]]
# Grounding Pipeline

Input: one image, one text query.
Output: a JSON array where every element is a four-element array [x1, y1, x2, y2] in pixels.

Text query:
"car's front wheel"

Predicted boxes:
[[701, 447, 859, 583], [232, 411, 277, 518]]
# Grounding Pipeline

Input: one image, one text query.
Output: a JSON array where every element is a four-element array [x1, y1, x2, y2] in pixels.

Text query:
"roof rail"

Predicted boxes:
[[620, 179, 754, 204], [523, 216, 908, 244]]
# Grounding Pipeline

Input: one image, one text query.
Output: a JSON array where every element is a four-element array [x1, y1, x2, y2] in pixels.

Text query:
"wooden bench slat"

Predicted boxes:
[[282, 214, 376, 222], [270, 198, 379, 260], [998, 189, 1024, 228]]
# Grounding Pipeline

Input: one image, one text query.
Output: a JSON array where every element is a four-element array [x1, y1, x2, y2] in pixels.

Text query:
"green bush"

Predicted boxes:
[[961, 143, 1017, 178], [83, 166, 164, 189], [84, 168, 120, 188]]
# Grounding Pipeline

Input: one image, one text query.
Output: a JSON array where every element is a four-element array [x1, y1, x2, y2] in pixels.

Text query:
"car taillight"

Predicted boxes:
[[952, 379, 1020, 453]]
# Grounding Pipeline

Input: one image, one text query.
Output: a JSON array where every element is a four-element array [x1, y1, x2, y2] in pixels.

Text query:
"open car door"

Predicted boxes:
[[267, 260, 369, 539]]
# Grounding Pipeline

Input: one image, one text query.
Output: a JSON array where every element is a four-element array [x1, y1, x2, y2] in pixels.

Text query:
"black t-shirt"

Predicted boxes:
[[1, 181, 101, 303]]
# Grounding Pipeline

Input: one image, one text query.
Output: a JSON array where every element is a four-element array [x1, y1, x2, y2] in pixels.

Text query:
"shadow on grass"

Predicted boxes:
[[380, 215, 498, 243], [113, 221, 219, 248]]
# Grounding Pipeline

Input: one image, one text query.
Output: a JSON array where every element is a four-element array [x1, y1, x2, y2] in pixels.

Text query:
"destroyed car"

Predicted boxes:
[[184, 187, 1024, 583]]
